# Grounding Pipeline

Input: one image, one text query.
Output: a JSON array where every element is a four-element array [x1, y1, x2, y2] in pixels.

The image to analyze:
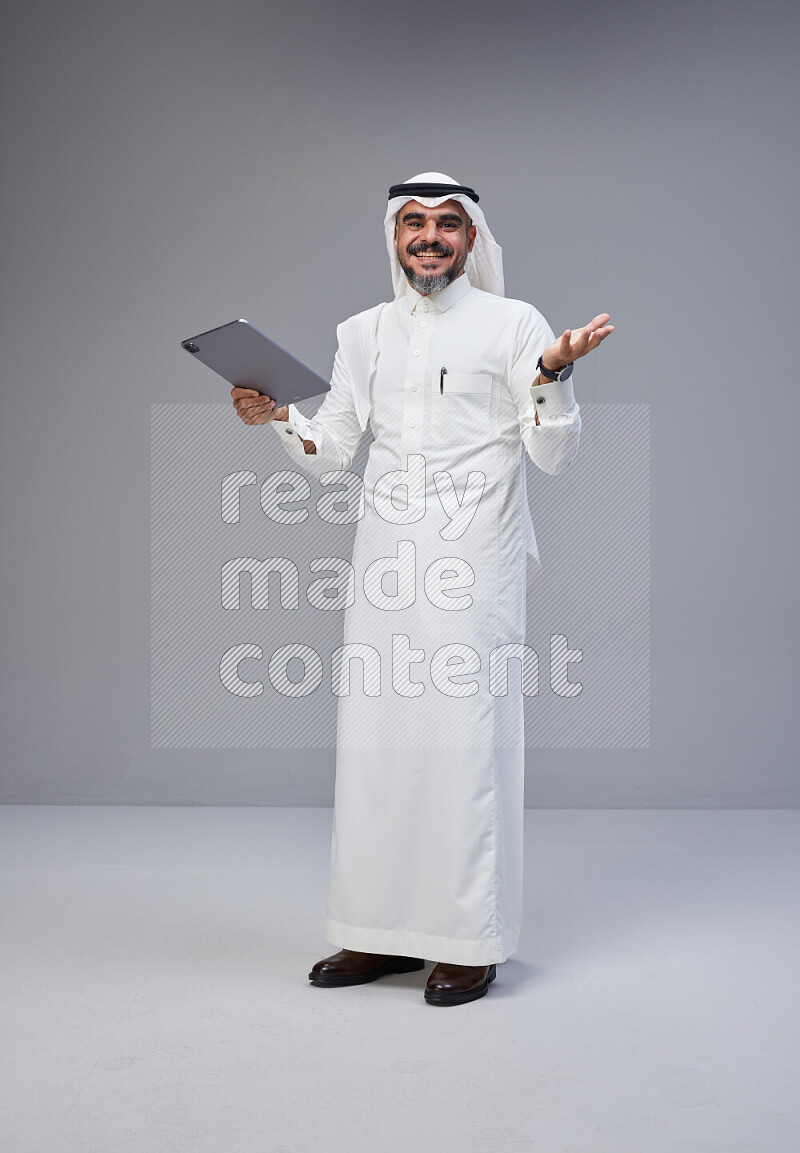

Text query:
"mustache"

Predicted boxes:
[[408, 241, 454, 257]]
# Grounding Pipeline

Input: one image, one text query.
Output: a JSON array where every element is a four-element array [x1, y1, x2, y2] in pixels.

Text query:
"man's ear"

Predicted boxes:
[[393, 221, 399, 250], [467, 224, 477, 253]]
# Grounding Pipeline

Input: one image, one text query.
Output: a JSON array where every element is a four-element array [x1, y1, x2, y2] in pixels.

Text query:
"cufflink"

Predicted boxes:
[[530, 374, 575, 416]]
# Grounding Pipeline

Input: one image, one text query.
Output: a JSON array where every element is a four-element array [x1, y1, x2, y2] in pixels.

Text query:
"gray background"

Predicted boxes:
[[1, 0, 797, 804]]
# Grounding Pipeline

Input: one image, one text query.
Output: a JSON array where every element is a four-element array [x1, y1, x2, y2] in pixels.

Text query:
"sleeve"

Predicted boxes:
[[506, 305, 581, 476], [270, 343, 365, 478]]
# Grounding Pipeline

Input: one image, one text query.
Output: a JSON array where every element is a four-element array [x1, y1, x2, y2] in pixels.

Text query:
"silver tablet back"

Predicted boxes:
[[181, 319, 329, 405]]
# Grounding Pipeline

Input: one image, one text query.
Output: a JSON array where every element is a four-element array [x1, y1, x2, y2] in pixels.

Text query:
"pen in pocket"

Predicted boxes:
[[439, 366, 447, 394]]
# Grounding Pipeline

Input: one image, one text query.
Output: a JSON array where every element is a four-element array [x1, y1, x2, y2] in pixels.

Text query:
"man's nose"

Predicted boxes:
[[422, 220, 440, 242]]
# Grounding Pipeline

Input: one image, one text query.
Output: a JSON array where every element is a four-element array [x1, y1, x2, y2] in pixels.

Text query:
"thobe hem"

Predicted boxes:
[[325, 918, 519, 966]]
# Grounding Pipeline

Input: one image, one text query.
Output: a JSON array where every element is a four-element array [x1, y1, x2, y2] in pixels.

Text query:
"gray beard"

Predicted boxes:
[[404, 269, 454, 295], [399, 244, 470, 296]]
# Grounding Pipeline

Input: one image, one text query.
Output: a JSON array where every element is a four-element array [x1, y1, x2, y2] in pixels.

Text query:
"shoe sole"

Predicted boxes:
[[424, 964, 497, 1006], [308, 957, 426, 987]]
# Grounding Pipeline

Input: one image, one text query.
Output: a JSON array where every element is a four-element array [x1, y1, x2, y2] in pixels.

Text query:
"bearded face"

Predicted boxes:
[[394, 200, 475, 296]]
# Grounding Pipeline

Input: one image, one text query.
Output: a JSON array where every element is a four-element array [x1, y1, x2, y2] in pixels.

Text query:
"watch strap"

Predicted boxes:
[[537, 354, 574, 383]]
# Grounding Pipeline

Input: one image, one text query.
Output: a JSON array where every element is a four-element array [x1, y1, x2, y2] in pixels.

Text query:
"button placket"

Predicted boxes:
[[401, 305, 433, 456]]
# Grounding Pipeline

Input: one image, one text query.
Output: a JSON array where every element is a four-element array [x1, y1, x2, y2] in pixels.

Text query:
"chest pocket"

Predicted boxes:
[[430, 373, 493, 445]]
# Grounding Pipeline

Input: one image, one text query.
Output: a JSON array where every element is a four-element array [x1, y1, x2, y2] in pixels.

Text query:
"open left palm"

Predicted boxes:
[[543, 313, 615, 371]]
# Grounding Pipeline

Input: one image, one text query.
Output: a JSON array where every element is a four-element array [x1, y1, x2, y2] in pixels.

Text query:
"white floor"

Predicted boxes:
[[0, 807, 798, 1153]]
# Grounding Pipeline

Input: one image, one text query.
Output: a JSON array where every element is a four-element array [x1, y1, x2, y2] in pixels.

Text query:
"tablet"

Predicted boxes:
[[181, 319, 330, 405]]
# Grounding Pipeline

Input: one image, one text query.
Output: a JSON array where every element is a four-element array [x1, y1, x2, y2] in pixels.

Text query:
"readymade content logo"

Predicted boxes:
[[217, 456, 582, 699]]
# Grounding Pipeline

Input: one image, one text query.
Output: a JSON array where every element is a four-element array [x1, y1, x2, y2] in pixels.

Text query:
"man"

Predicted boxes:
[[233, 173, 613, 1006]]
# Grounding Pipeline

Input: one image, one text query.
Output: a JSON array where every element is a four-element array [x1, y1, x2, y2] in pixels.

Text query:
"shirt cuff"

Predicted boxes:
[[530, 375, 576, 417], [517, 375, 577, 430], [270, 416, 312, 463], [286, 404, 316, 441]]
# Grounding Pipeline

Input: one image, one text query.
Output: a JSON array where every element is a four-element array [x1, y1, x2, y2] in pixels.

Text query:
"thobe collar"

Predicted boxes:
[[401, 271, 473, 315]]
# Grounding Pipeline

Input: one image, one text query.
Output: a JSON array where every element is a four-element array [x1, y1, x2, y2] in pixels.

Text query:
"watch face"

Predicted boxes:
[[559, 362, 574, 382]]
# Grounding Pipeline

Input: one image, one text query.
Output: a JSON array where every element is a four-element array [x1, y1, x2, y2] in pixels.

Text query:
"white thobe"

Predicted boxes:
[[274, 274, 580, 964]]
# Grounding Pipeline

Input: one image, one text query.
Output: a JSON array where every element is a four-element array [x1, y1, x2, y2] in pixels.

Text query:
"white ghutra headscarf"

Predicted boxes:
[[384, 171, 505, 299]]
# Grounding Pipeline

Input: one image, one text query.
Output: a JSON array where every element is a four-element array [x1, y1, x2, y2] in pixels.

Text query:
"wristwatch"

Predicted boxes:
[[537, 354, 574, 383]]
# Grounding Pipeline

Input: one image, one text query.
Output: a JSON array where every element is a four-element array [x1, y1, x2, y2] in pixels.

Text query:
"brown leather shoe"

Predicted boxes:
[[309, 948, 426, 987], [424, 962, 497, 1005]]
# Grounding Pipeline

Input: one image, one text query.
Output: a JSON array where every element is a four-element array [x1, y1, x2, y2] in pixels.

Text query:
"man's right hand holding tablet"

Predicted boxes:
[[231, 386, 288, 425], [231, 387, 317, 454]]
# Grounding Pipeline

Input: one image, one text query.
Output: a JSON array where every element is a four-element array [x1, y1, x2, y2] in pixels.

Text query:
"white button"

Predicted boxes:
[[423, 306, 430, 313], [420, 321, 429, 329], [410, 420, 416, 428], [412, 385, 418, 392], [413, 349, 421, 357]]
